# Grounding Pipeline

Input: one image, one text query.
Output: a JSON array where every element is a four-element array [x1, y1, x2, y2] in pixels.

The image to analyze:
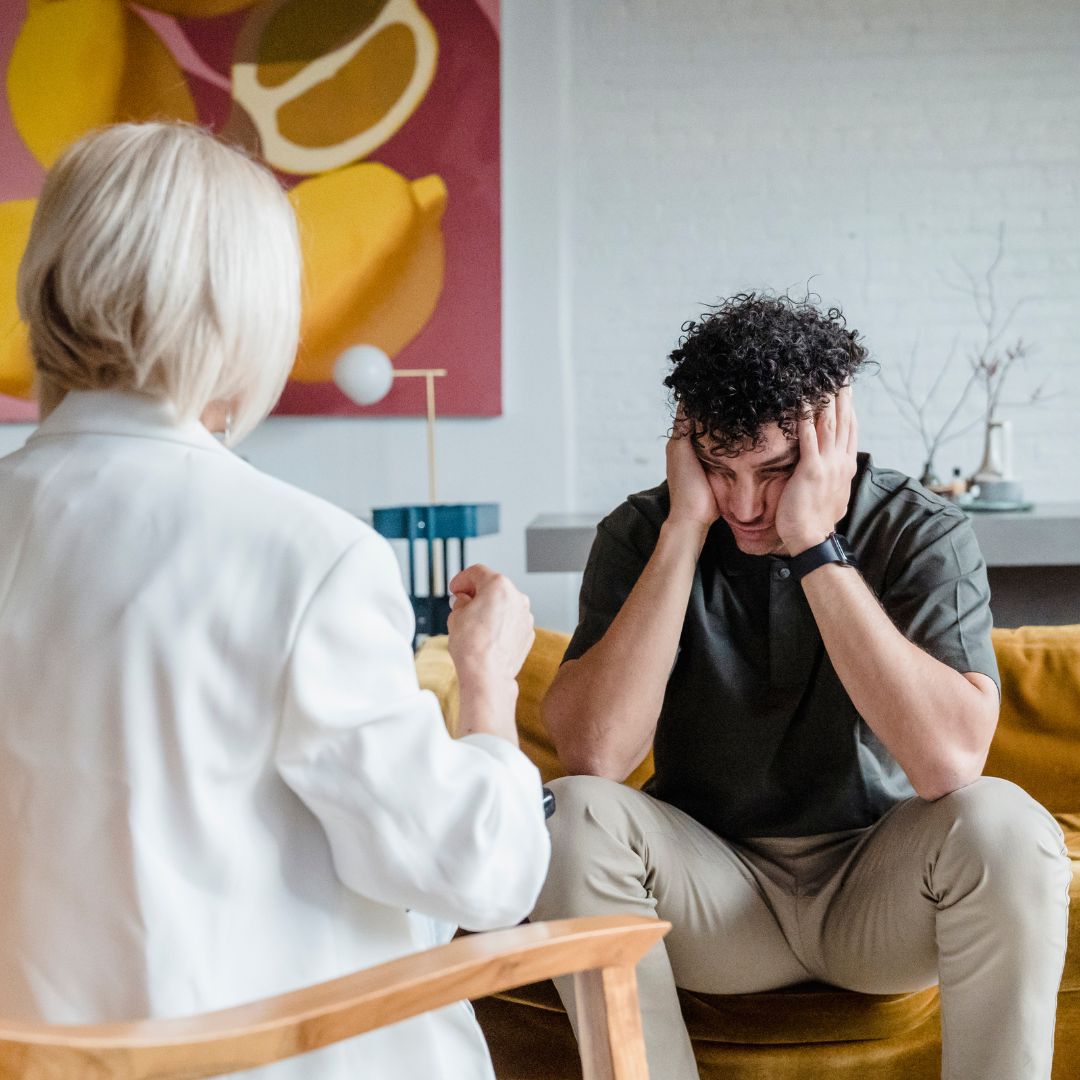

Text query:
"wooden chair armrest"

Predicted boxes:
[[0, 915, 669, 1079]]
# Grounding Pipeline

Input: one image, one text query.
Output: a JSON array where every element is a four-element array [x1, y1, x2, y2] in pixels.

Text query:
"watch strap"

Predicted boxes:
[[788, 532, 855, 582]]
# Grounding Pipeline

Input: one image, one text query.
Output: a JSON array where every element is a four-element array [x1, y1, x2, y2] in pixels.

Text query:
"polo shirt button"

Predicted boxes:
[[777, 566, 791, 580]]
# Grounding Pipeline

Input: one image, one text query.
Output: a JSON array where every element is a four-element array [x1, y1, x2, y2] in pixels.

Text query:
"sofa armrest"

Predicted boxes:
[[987, 625, 1080, 814]]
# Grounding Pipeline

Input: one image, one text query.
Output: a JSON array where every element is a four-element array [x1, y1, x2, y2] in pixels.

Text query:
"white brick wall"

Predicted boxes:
[[2, 2, 1075, 633], [564, 0, 1080, 512]]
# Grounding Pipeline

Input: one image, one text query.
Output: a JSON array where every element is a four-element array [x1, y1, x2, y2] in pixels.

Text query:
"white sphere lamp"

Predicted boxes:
[[333, 344, 447, 504], [333, 345, 394, 406]]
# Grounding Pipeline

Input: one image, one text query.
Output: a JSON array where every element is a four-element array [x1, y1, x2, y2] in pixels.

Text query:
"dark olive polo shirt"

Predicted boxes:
[[564, 453, 1000, 839]]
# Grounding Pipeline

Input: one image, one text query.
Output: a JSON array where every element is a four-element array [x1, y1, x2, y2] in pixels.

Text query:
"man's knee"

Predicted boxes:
[[533, 776, 651, 919], [932, 777, 1069, 907], [546, 774, 640, 848], [934, 777, 1061, 850]]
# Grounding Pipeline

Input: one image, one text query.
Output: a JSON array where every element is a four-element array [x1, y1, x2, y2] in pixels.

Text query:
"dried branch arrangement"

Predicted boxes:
[[879, 225, 1048, 484]]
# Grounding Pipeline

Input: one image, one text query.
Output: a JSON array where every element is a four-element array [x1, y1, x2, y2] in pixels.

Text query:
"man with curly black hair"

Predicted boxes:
[[532, 294, 1070, 1080]]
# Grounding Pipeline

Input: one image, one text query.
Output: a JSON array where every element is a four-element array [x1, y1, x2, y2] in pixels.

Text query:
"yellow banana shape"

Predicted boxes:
[[8, 0, 196, 169], [1, 165, 449, 396], [289, 163, 447, 383], [0, 200, 37, 400]]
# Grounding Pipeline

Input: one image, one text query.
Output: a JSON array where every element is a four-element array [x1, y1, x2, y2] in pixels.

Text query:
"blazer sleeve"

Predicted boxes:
[[274, 533, 551, 931]]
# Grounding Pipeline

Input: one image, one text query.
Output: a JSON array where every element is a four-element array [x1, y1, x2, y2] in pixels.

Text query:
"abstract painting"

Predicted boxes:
[[0, 0, 501, 421]]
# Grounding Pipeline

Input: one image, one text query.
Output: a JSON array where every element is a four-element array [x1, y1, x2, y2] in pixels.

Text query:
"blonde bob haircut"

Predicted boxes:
[[18, 122, 301, 444]]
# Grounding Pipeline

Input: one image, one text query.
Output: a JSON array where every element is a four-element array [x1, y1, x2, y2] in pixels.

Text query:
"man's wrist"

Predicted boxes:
[[661, 516, 711, 544], [782, 530, 832, 558], [787, 532, 858, 584]]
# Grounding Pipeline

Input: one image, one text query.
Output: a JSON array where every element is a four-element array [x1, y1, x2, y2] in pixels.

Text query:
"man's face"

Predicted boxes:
[[694, 422, 799, 556]]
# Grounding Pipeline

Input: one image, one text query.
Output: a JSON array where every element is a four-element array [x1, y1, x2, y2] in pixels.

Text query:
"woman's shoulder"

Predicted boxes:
[[208, 455, 392, 569], [199, 460, 416, 621]]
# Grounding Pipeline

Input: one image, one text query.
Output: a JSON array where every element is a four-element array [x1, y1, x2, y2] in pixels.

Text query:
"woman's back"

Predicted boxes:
[[0, 389, 548, 1078]]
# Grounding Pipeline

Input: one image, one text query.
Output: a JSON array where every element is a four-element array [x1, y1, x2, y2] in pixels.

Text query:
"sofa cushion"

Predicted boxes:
[[986, 626, 1080, 815], [416, 629, 655, 787], [475, 989, 945, 1080], [493, 976, 940, 1046]]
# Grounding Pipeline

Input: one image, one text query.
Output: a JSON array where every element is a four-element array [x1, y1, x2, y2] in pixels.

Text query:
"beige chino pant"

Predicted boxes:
[[532, 775, 1071, 1080]]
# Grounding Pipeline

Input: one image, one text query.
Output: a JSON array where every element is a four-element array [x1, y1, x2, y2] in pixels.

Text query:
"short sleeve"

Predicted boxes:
[[563, 510, 657, 664], [275, 533, 550, 931], [880, 510, 1000, 691]]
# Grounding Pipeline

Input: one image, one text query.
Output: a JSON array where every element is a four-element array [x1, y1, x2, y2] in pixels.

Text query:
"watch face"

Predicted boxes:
[[833, 534, 855, 564]]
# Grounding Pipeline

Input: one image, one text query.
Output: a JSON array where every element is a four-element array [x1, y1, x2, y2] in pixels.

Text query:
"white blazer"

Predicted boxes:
[[0, 390, 551, 1079]]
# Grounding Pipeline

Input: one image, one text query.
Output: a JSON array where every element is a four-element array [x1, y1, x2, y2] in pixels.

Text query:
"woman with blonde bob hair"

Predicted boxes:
[[0, 122, 549, 1079], [20, 121, 299, 441]]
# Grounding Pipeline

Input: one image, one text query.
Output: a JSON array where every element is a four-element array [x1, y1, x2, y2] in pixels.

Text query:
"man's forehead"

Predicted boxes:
[[697, 423, 798, 462]]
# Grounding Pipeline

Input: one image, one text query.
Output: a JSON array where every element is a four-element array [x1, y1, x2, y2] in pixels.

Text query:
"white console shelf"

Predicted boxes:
[[526, 504, 1080, 627]]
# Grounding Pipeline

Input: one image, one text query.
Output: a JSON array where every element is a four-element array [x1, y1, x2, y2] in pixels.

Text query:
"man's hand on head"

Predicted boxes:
[[776, 386, 859, 556], [666, 406, 721, 531]]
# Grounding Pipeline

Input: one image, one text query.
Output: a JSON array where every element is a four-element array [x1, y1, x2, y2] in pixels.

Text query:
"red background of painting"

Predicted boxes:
[[0, 0, 501, 420]]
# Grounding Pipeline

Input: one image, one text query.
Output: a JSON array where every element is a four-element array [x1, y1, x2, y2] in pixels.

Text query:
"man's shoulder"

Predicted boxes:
[[849, 456, 978, 572], [854, 457, 968, 530], [598, 481, 670, 543]]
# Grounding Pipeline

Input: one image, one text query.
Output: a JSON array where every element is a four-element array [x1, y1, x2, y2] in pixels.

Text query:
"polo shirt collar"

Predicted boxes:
[[713, 522, 784, 576]]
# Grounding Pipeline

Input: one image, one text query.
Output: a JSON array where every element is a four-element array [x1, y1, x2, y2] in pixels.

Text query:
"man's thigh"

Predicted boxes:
[[539, 775, 811, 995], [808, 777, 1067, 994], [802, 794, 942, 994]]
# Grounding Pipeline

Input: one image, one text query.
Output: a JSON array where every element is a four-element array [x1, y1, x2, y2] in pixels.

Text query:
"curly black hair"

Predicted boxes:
[[664, 292, 871, 455]]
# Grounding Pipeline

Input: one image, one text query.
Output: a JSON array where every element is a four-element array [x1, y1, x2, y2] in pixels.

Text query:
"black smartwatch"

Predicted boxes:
[[788, 532, 856, 583]]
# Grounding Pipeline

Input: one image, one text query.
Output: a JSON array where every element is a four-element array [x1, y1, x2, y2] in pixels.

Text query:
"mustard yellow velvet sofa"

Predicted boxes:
[[416, 625, 1080, 1079]]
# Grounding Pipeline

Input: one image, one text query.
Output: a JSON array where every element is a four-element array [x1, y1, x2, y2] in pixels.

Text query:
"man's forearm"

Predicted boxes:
[[800, 562, 998, 800], [544, 519, 707, 779]]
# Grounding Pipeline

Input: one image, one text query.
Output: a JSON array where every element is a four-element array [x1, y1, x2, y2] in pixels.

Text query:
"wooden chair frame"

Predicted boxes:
[[0, 915, 668, 1080]]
